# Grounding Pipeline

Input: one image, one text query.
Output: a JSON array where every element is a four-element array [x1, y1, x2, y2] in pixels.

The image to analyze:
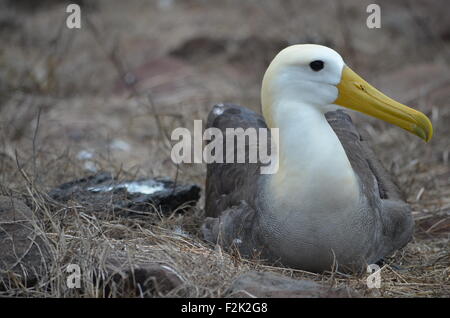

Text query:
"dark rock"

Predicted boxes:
[[0, 196, 50, 289], [100, 257, 185, 297], [49, 172, 113, 201], [227, 271, 359, 298], [170, 36, 227, 62], [49, 172, 201, 217]]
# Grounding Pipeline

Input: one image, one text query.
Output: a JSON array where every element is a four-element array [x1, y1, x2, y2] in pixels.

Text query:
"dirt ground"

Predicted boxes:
[[0, 0, 449, 297]]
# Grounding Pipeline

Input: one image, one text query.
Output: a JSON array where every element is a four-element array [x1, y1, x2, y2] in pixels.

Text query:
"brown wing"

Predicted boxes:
[[204, 103, 269, 218], [326, 110, 413, 254], [325, 110, 405, 203]]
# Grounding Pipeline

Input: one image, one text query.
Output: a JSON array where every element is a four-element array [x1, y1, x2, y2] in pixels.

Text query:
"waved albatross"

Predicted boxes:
[[201, 44, 433, 272]]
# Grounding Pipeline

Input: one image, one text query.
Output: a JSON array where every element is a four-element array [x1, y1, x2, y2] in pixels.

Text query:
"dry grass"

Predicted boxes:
[[0, 0, 449, 297]]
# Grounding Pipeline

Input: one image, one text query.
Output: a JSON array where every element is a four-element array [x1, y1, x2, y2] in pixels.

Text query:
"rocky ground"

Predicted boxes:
[[0, 0, 449, 297]]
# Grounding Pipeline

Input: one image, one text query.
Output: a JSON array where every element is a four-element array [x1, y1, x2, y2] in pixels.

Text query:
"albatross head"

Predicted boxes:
[[261, 44, 433, 141]]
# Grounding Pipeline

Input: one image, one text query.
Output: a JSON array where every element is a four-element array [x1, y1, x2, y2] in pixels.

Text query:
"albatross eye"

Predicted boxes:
[[309, 60, 324, 71]]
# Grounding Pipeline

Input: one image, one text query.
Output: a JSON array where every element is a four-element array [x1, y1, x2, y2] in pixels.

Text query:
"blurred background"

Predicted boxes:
[[0, 0, 449, 297], [1, 0, 449, 184], [1, 0, 450, 216]]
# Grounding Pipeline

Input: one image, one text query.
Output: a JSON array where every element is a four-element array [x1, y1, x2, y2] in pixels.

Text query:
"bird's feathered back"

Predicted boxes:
[[205, 104, 404, 218]]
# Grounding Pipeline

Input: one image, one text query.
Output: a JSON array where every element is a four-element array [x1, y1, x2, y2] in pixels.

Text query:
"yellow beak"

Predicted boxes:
[[335, 66, 433, 142]]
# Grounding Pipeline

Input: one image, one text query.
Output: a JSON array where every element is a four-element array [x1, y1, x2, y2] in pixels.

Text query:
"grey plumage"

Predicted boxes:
[[202, 103, 414, 272]]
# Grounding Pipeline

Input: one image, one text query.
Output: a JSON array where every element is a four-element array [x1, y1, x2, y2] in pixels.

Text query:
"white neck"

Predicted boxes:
[[267, 100, 360, 213]]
